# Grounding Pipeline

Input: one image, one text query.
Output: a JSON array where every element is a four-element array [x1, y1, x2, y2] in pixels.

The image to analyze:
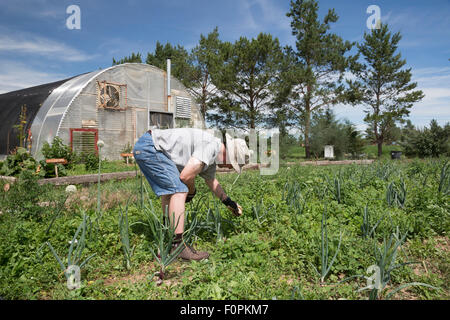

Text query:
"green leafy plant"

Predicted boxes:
[[83, 152, 99, 172], [0, 147, 41, 177], [41, 136, 74, 177], [1, 169, 45, 220]]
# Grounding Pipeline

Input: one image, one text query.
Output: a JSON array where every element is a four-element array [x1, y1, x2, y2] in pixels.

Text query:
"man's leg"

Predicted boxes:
[[161, 194, 171, 216], [162, 193, 187, 235], [165, 192, 209, 261], [168, 192, 187, 235]]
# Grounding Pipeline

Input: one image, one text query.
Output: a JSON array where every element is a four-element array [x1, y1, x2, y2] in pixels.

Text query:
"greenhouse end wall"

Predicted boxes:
[[28, 63, 203, 161]]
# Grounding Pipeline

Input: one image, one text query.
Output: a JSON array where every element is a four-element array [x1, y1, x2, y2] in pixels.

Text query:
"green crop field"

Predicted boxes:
[[0, 158, 448, 300]]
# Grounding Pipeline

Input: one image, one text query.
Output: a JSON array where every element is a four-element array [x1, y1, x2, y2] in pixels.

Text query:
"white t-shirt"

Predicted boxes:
[[151, 128, 222, 181]]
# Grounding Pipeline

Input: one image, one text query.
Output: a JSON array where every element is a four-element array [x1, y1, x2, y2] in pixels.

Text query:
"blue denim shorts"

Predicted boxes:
[[133, 132, 189, 197]]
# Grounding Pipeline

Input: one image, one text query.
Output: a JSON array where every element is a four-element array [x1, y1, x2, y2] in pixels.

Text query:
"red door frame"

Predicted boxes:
[[69, 128, 99, 154]]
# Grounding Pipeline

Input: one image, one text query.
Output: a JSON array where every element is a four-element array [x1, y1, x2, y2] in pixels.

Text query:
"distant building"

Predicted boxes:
[[0, 63, 204, 160], [324, 145, 335, 159]]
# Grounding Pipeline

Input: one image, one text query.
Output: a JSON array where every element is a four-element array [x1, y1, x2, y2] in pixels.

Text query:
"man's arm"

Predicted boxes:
[[204, 178, 228, 201], [179, 157, 204, 194], [205, 178, 242, 216]]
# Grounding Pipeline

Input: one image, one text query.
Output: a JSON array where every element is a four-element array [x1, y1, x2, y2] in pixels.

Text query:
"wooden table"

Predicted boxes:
[[120, 153, 134, 165], [45, 158, 67, 177]]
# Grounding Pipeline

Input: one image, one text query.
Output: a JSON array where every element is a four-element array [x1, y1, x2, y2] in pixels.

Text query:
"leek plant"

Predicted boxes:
[[118, 202, 135, 270], [45, 213, 96, 289], [334, 176, 341, 204], [326, 173, 343, 204], [206, 200, 228, 242], [311, 206, 343, 284], [375, 162, 395, 181], [183, 209, 201, 243], [283, 181, 308, 214], [251, 199, 273, 226], [282, 181, 302, 205], [291, 286, 305, 300], [143, 201, 193, 281], [45, 194, 69, 235], [386, 180, 407, 208], [438, 161, 449, 195], [360, 205, 385, 239], [97, 140, 104, 218], [359, 227, 439, 300]]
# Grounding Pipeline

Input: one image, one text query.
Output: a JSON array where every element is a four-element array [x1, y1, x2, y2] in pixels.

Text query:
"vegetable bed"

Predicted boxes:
[[0, 159, 448, 300]]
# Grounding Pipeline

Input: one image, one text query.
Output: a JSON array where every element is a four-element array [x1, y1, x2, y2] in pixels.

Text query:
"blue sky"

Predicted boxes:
[[0, 0, 449, 131]]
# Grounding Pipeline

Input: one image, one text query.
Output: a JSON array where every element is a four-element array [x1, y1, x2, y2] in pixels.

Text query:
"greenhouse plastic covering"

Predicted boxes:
[[0, 63, 203, 160]]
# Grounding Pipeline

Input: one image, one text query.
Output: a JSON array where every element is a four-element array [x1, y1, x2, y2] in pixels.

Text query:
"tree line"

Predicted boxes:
[[113, 0, 433, 159]]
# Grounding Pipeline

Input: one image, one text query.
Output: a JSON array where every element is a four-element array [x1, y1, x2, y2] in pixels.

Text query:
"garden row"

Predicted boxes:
[[0, 158, 448, 299]]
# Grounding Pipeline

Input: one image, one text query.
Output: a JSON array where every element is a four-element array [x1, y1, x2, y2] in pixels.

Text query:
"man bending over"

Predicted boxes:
[[133, 128, 251, 261]]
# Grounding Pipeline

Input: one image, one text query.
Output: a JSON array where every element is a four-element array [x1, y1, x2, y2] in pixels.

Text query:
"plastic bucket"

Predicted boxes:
[[391, 151, 402, 160]]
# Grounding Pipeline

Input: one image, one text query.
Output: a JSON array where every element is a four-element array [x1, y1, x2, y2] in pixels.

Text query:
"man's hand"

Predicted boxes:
[[222, 196, 243, 217]]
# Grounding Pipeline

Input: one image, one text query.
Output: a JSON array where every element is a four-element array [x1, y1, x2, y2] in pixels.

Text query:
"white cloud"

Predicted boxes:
[[237, 0, 291, 34], [0, 60, 66, 93], [0, 31, 97, 62], [410, 67, 450, 124], [1, 0, 63, 19]]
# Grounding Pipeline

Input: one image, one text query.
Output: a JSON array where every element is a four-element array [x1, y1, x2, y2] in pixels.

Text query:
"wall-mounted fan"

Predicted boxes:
[[98, 81, 121, 109]]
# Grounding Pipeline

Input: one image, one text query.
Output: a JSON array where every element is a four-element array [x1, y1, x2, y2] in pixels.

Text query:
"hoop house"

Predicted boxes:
[[0, 63, 203, 160]]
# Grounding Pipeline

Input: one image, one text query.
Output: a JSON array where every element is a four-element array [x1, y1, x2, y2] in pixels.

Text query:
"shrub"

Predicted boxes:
[[40, 137, 74, 178], [309, 109, 365, 159], [401, 120, 450, 158], [41, 137, 73, 166], [0, 148, 42, 177], [84, 152, 99, 172], [1, 170, 45, 220]]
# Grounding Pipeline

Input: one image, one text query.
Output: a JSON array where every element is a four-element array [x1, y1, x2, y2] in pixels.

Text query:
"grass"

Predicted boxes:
[[279, 143, 403, 164], [0, 157, 448, 300], [66, 160, 135, 176], [363, 144, 403, 160]]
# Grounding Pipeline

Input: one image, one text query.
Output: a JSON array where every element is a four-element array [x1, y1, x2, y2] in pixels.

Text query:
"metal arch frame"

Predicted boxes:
[[56, 63, 165, 138], [31, 63, 200, 158]]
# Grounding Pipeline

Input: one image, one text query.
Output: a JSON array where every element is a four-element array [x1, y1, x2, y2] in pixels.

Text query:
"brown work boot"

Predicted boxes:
[[172, 242, 210, 261]]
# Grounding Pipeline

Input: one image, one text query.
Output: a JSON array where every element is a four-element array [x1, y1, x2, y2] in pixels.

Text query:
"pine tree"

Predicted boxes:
[[348, 23, 424, 157], [286, 0, 356, 158], [186, 27, 225, 121], [209, 33, 285, 130], [146, 41, 192, 85], [112, 52, 142, 65]]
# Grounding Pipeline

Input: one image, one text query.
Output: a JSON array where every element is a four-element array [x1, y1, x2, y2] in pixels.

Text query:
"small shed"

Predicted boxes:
[[324, 145, 335, 159], [0, 63, 204, 160]]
